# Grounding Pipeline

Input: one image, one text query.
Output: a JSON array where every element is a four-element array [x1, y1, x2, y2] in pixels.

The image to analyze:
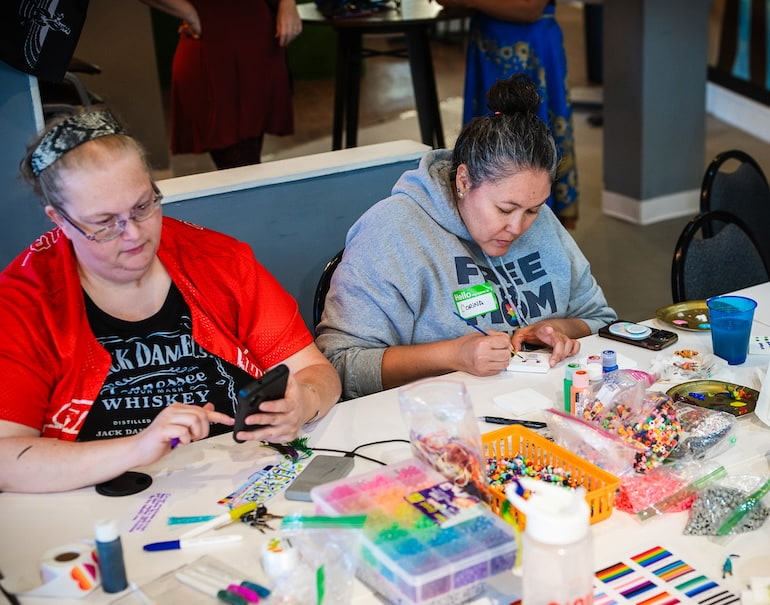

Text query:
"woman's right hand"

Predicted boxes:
[[455, 331, 511, 376], [132, 402, 231, 465]]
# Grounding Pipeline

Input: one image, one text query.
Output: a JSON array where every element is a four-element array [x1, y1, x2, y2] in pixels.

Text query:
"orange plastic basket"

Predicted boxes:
[[482, 424, 619, 528]]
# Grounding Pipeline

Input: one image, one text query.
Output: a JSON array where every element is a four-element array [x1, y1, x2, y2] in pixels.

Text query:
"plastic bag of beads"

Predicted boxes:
[[265, 515, 365, 604], [542, 408, 640, 478], [615, 459, 723, 515], [667, 402, 736, 461], [582, 374, 681, 473], [399, 379, 492, 502], [634, 464, 727, 521], [684, 475, 770, 536], [649, 349, 716, 382]]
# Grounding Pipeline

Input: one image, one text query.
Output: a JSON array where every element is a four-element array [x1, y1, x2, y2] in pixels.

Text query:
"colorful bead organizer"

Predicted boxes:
[[310, 458, 517, 605], [481, 425, 619, 528]]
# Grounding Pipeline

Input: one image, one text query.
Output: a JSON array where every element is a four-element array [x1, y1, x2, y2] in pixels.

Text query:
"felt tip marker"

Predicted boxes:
[[180, 502, 257, 539], [478, 416, 547, 429], [143, 534, 243, 552]]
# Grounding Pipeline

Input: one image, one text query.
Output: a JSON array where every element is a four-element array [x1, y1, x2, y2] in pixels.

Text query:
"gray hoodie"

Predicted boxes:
[[316, 150, 616, 399]]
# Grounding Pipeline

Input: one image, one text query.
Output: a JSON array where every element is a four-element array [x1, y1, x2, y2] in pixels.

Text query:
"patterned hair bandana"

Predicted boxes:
[[31, 110, 127, 176]]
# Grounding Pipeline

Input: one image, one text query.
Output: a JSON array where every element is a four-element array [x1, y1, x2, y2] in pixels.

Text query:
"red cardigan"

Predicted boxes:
[[0, 217, 312, 440]]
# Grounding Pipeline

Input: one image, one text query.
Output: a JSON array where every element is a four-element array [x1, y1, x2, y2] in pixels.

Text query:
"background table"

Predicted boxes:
[[2, 283, 769, 604], [298, 0, 468, 150]]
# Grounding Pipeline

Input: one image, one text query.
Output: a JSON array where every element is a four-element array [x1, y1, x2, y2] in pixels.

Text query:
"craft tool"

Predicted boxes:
[[143, 534, 243, 552], [478, 416, 547, 429], [180, 502, 257, 539], [453, 311, 524, 359]]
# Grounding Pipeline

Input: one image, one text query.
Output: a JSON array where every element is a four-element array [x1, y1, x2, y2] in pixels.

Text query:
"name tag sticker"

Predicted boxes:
[[453, 283, 499, 319]]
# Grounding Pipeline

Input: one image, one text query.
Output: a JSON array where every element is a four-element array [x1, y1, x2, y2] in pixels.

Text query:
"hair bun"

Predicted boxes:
[[486, 74, 541, 116]]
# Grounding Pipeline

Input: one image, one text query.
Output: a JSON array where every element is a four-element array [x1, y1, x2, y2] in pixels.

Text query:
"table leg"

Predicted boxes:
[[333, 30, 363, 150], [345, 32, 362, 148], [332, 31, 349, 150], [405, 27, 444, 149]]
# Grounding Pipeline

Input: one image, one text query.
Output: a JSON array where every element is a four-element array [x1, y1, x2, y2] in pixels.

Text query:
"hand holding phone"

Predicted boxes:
[[598, 320, 678, 351], [233, 364, 289, 443]]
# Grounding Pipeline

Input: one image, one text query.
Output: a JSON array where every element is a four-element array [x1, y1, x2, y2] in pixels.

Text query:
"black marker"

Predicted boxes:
[[478, 416, 547, 429]]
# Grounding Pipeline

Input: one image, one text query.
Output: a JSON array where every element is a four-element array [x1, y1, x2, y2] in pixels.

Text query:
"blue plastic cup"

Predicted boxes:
[[706, 295, 757, 365]]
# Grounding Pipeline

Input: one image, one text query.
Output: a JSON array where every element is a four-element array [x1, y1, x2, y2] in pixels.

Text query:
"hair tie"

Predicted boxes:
[[31, 110, 127, 177]]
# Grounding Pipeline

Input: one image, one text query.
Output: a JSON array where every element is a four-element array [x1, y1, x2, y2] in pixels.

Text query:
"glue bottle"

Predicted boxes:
[[569, 369, 591, 416], [506, 478, 593, 605], [94, 519, 128, 593]]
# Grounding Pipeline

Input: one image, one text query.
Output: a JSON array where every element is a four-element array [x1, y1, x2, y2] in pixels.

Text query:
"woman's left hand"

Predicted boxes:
[[511, 320, 587, 366], [232, 374, 318, 444], [276, 0, 302, 47]]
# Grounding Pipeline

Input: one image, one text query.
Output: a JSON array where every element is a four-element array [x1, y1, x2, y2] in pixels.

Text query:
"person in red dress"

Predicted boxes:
[[140, 0, 302, 169]]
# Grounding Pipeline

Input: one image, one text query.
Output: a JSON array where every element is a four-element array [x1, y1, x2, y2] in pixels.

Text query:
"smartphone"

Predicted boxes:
[[284, 455, 355, 502], [598, 320, 679, 351], [233, 364, 289, 443]]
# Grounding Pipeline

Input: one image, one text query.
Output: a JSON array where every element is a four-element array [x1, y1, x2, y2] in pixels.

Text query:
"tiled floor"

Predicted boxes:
[[163, 4, 770, 323]]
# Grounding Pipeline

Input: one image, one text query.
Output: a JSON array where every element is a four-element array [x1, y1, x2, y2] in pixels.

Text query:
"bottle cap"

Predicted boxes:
[[586, 354, 602, 365], [506, 478, 589, 545], [586, 364, 603, 383], [573, 370, 589, 388], [565, 362, 581, 379], [94, 519, 119, 542], [601, 350, 618, 372]]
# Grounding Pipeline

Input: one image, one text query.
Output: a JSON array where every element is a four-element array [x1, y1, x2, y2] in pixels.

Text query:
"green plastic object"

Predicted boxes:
[[716, 477, 770, 536], [637, 466, 727, 521]]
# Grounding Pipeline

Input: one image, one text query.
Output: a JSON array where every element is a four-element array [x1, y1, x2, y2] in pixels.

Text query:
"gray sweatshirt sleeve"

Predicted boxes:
[[316, 238, 417, 400]]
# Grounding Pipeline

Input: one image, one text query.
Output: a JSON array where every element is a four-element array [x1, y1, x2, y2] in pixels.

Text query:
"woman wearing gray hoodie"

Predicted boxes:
[[316, 75, 616, 400]]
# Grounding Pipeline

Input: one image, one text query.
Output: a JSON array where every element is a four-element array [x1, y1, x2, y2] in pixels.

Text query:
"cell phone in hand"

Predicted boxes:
[[284, 455, 355, 502], [598, 320, 678, 351], [233, 364, 289, 443]]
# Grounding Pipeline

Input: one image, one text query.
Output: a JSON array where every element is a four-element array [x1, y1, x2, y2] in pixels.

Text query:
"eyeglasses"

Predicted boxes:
[[55, 184, 163, 243]]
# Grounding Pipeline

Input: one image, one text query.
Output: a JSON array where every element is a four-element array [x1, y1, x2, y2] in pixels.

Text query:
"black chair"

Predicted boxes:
[[671, 210, 769, 303], [699, 149, 770, 268], [313, 248, 344, 331]]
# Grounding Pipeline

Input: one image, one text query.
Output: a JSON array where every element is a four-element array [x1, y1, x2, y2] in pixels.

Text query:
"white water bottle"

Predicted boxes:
[[506, 478, 594, 605]]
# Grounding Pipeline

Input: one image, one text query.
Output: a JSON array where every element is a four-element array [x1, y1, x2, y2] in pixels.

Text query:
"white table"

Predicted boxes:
[[2, 284, 770, 604]]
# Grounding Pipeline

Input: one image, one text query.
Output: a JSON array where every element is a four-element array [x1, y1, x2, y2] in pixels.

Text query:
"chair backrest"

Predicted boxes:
[[313, 248, 344, 332], [699, 149, 770, 268], [671, 210, 770, 303]]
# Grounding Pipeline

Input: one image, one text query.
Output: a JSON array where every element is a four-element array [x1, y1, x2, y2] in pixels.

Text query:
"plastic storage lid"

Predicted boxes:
[[505, 478, 589, 545], [94, 519, 119, 542]]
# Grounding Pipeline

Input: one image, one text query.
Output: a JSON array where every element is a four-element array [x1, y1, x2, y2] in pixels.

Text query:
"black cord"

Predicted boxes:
[[310, 446, 387, 466], [352, 438, 410, 453], [309, 439, 411, 466]]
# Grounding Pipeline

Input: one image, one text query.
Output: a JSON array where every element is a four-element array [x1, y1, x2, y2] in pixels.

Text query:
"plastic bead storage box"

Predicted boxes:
[[482, 424, 619, 528], [310, 458, 517, 605]]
